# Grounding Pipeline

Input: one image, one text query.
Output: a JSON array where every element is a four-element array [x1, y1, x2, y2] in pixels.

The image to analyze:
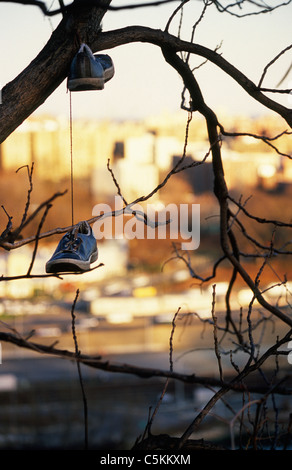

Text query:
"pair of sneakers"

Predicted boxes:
[[67, 43, 114, 91], [46, 45, 114, 273]]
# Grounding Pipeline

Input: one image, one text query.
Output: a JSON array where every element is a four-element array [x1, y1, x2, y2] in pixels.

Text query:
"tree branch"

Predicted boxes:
[[92, 26, 292, 127], [0, 329, 291, 396], [1, 24, 292, 145]]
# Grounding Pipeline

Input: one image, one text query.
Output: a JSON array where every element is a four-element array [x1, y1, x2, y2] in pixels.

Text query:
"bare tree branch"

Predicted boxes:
[[2, 22, 292, 145], [0, 328, 291, 395]]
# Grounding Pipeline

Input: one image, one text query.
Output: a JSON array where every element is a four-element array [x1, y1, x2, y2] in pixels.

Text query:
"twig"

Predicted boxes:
[[258, 43, 292, 88], [26, 203, 52, 276], [219, 124, 292, 159], [211, 284, 224, 382], [142, 307, 181, 440], [13, 163, 34, 239], [0, 206, 13, 240], [164, 0, 190, 33], [70, 289, 88, 450], [228, 195, 292, 227], [169, 307, 180, 373], [229, 399, 262, 450]]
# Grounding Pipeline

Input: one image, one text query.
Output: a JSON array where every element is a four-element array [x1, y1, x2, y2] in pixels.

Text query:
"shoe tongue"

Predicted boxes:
[[79, 43, 95, 58], [77, 221, 89, 234]]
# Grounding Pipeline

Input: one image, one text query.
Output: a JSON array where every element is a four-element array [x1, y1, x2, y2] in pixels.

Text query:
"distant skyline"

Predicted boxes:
[[0, 1, 292, 123]]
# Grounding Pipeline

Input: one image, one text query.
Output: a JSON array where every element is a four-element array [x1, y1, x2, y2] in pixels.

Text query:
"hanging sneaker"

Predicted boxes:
[[67, 43, 104, 91], [67, 43, 114, 91], [46, 221, 98, 273]]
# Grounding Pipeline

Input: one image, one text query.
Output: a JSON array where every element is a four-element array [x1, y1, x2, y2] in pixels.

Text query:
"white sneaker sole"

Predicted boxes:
[[68, 77, 104, 91], [46, 250, 98, 273]]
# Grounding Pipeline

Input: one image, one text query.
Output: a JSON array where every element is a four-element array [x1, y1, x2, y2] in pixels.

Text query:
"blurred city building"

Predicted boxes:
[[0, 111, 291, 303], [0, 111, 291, 197]]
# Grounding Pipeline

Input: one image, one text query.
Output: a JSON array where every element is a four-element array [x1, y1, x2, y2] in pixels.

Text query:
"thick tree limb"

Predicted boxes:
[[92, 26, 292, 127], [1, 24, 292, 144]]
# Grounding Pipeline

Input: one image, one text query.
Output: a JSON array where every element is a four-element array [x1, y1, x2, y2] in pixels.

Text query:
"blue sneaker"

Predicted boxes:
[[46, 221, 98, 273], [67, 43, 114, 91]]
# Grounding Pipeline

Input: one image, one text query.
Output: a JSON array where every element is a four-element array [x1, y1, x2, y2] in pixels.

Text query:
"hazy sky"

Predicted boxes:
[[0, 0, 292, 122]]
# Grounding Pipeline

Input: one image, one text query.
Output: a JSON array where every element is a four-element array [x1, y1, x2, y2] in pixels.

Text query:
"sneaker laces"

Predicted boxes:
[[64, 222, 89, 252]]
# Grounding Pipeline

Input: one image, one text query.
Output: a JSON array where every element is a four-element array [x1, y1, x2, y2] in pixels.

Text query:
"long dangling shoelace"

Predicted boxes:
[[69, 91, 74, 226]]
